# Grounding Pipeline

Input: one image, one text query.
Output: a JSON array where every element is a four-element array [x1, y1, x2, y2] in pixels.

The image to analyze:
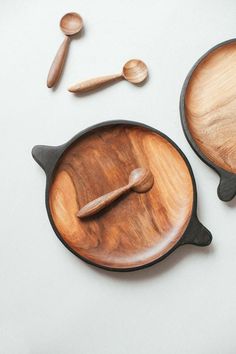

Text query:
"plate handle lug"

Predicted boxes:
[[181, 216, 212, 247], [32, 145, 62, 176], [217, 172, 236, 201]]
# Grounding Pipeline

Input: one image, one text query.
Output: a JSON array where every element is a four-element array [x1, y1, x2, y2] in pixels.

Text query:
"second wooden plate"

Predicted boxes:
[[180, 39, 236, 201]]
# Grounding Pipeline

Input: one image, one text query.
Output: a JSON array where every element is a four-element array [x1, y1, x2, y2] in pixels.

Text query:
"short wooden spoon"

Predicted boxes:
[[68, 59, 148, 93], [77, 167, 154, 218], [47, 12, 83, 88]]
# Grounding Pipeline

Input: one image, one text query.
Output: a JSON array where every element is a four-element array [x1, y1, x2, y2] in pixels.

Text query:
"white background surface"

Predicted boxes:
[[1, 0, 236, 353]]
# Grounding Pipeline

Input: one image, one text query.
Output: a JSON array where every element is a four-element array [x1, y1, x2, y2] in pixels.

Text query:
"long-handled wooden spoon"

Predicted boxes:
[[47, 12, 83, 88], [68, 59, 148, 93], [77, 167, 154, 218]]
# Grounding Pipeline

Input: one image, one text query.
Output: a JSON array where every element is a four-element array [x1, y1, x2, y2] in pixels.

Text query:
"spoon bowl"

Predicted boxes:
[[60, 12, 83, 36], [122, 59, 148, 84], [129, 167, 154, 192]]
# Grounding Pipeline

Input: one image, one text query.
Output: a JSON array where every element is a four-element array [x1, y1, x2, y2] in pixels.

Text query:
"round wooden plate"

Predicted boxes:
[[180, 39, 236, 201], [32, 121, 212, 271]]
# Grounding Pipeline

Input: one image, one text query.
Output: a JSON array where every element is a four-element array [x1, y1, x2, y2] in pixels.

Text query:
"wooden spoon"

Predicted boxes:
[[68, 59, 148, 93], [47, 12, 83, 88], [77, 167, 154, 218]]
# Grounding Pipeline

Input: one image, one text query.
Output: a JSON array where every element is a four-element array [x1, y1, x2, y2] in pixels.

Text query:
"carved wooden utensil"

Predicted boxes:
[[47, 12, 83, 88], [32, 121, 212, 272], [78, 168, 154, 218], [180, 39, 236, 201], [68, 59, 148, 93]]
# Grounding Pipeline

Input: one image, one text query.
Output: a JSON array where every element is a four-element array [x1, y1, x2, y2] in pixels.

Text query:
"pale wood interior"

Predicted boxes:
[[185, 42, 236, 173]]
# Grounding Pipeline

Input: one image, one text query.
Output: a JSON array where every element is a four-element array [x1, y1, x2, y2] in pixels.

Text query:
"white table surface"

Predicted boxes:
[[1, 0, 236, 353]]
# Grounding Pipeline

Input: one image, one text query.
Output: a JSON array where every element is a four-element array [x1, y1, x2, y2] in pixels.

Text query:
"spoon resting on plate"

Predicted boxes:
[[77, 167, 154, 218], [68, 59, 148, 93], [47, 12, 83, 88]]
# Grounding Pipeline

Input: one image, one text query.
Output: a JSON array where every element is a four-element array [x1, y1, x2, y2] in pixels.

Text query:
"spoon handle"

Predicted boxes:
[[68, 73, 122, 93], [47, 36, 70, 88], [77, 184, 130, 218]]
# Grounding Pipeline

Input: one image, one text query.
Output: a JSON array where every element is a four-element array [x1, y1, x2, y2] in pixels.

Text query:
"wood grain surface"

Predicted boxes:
[[49, 125, 193, 269], [185, 42, 236, 173]]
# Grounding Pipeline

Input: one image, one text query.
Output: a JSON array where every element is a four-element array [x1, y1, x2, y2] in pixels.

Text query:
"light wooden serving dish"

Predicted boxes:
[[180, 39, 236, 201], [32, 121, 212, 271]]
